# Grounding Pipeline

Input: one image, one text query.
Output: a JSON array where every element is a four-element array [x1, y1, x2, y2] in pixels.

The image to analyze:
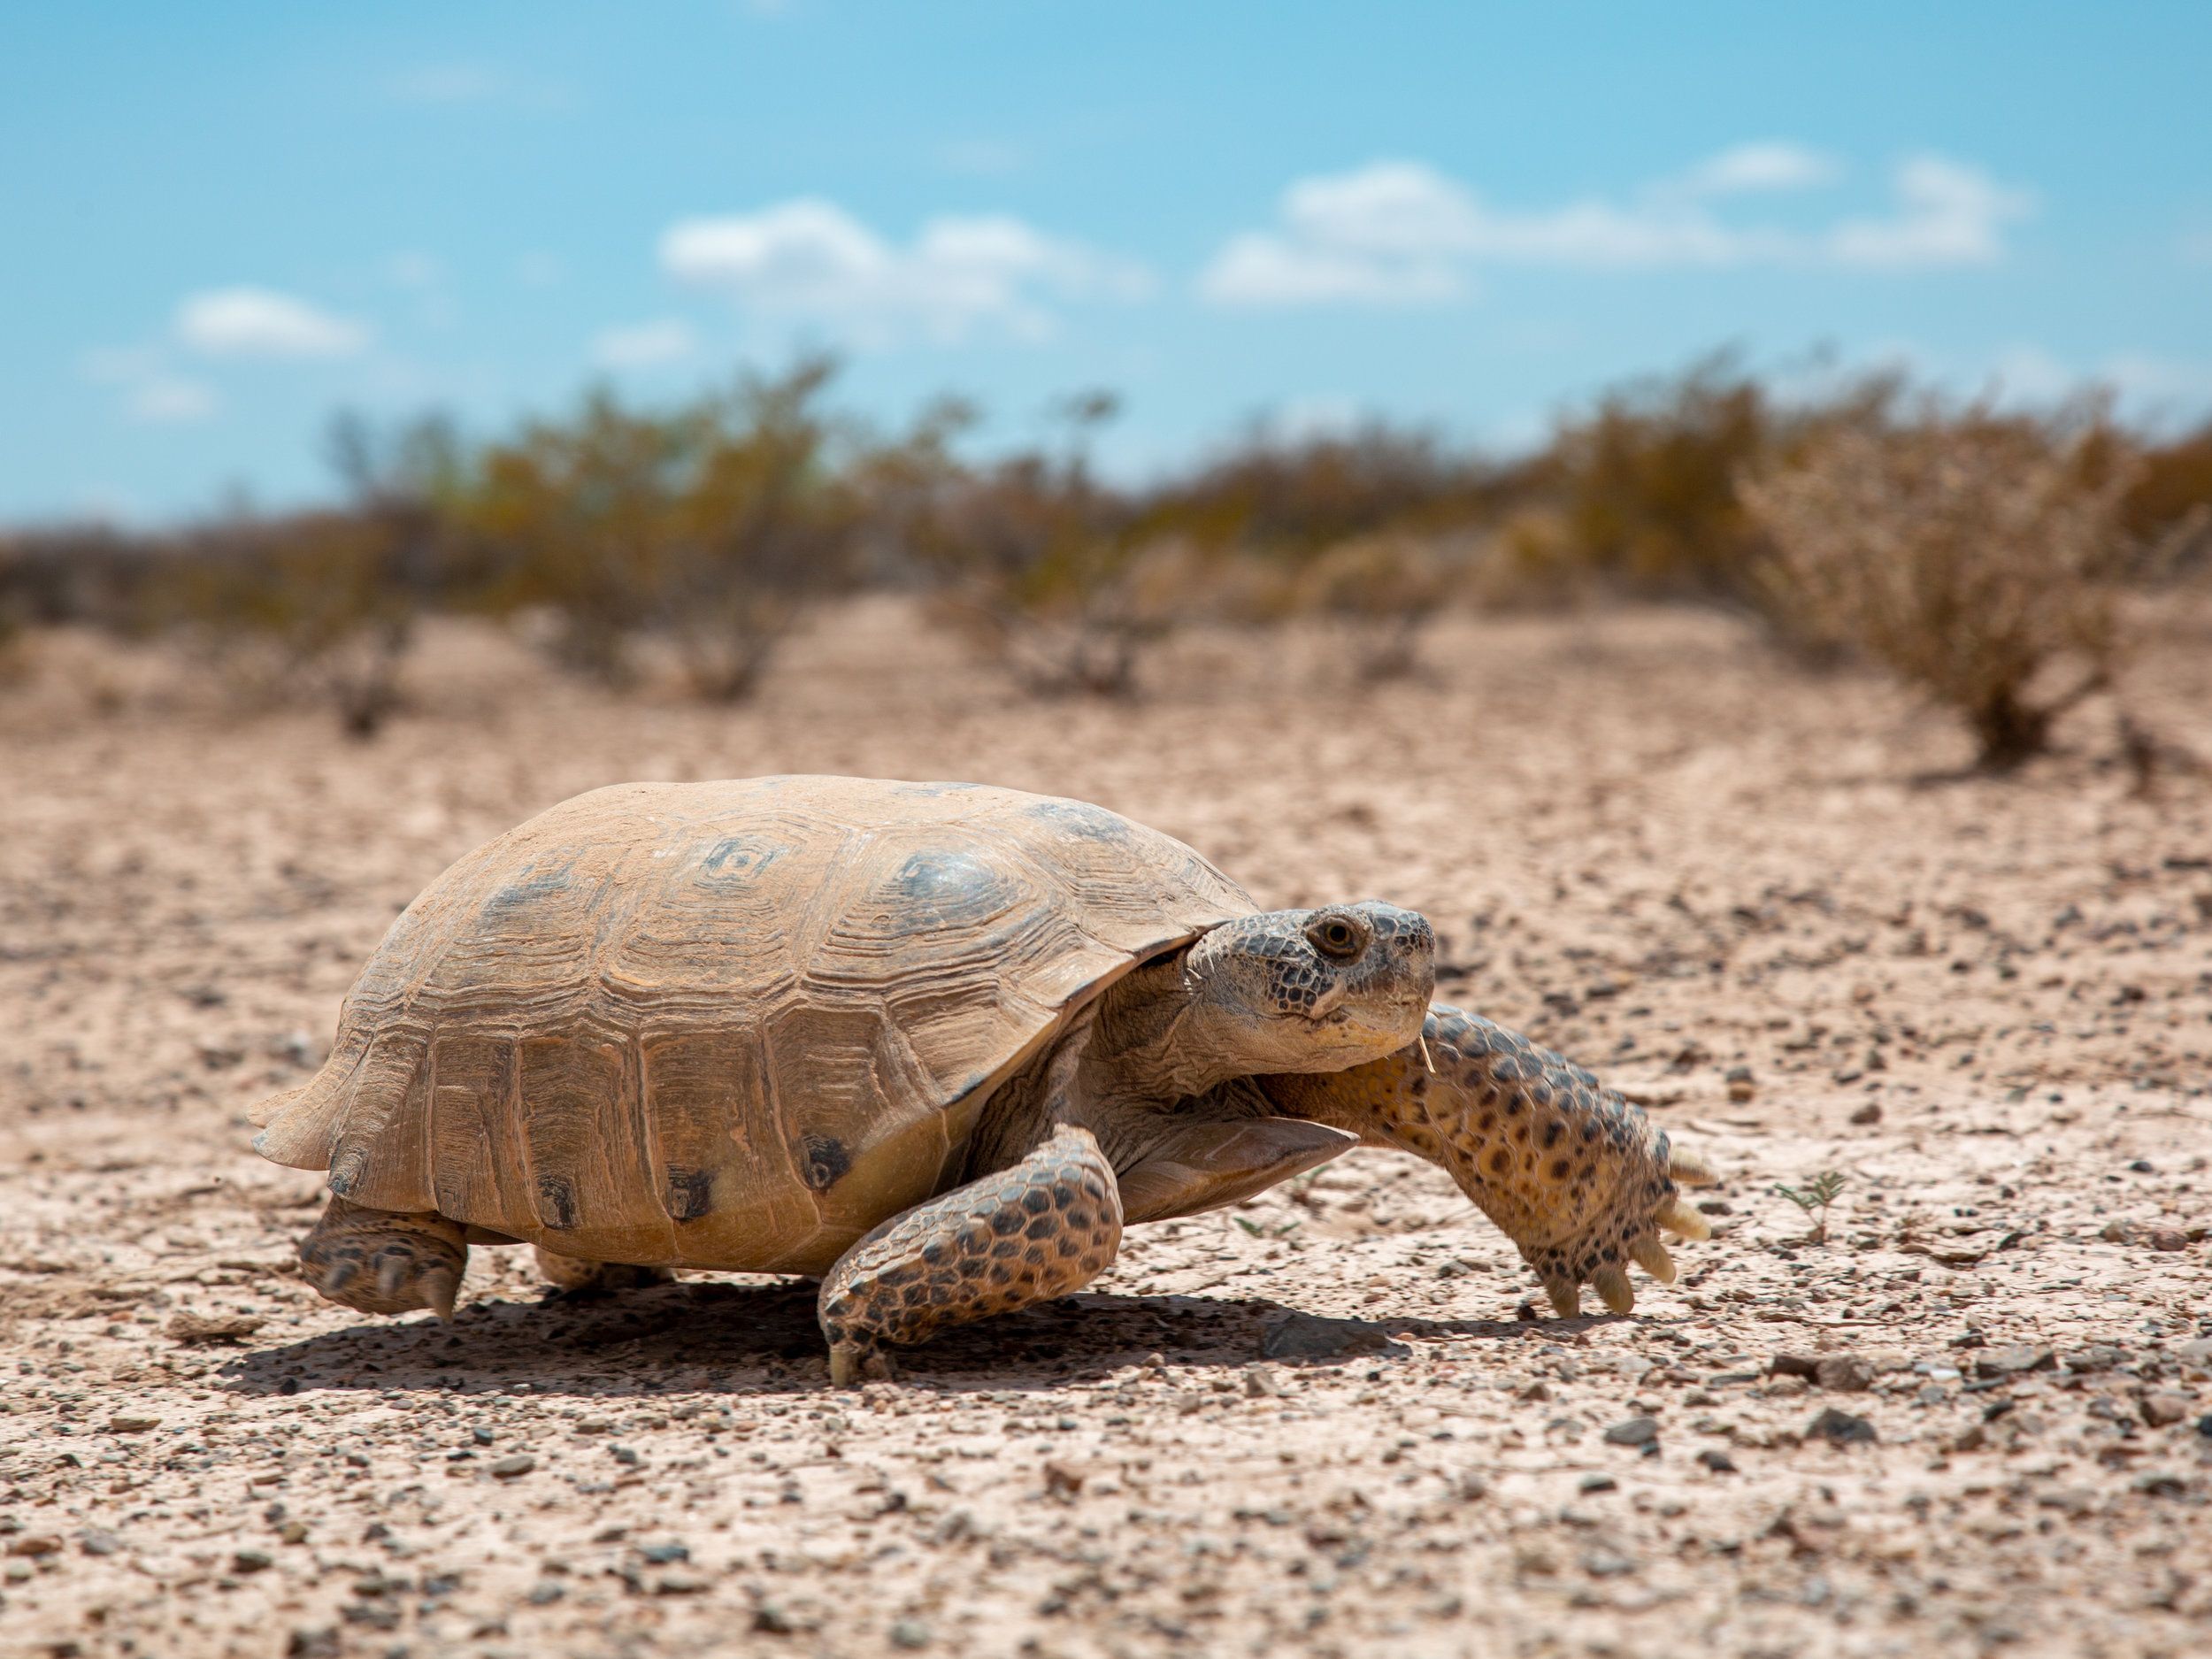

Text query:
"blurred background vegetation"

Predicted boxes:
[[4, 355, 2208, 772]]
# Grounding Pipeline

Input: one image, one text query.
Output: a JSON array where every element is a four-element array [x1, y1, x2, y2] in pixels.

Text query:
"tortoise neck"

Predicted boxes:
[[1082, 951, 1243, 1102]]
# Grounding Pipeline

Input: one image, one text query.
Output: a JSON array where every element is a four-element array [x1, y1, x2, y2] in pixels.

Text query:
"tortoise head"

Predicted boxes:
[[1179, 902, 1435, 1078]]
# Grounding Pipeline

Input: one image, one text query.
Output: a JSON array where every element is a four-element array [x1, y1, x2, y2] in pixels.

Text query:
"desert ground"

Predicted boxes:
[[2, 599, 2209, 1659]]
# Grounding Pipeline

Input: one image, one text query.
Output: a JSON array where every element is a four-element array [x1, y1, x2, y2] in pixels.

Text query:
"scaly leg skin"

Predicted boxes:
[[300, 1194, 468, 1319], [534, 1247, 676, 1295], [818, 1125, 1123, 1386], [1264, 1004, 1717, 1317]]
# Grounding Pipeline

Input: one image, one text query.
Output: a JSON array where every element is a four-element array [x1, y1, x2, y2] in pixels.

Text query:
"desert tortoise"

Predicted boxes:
[[252, 775, 1712, 1382]]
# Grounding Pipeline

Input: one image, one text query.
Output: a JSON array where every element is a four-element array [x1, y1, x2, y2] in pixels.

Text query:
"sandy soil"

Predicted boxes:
[[3, 599, 2210, 1659]]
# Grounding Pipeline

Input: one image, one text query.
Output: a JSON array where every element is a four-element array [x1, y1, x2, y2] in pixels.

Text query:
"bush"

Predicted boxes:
[[1741, 409, 2134, 771], [460, 359, 853, 698], [1291, 534, 1457, 680]]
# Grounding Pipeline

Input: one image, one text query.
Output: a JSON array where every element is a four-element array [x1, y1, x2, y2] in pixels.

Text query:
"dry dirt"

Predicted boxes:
[[3, 600, 2210, 1659]]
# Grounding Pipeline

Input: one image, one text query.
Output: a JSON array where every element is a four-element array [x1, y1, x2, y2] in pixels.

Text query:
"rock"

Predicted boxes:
[[1807, 1408, 1878, 1446], [1725, 1066, 1756, 1102], [7, 1536, 62, 1558], [889, 1619, 933, 1649], [1696, 1449, 1737, 1473], [1580, 1474, 1618, 1493], [1849, 1102, 1883, 1125], [2147, 1227, 2189, 1252], [1602, 1417, 1660, 1448], [1815, 1357, 1874, 1392], [80, 1530, 121, 1557], [654, 1571, 710, 1595], [1242, 1363, 1282, 1398], [166, 1311, 266, 1345], [2064, 1345, 2126, 1373], [233, 1549, 273, 1573], [1042, 1462, 1085, 1499], [1452, 1472, 1489, 1501], [1259, 1314, 1401, 1361], [2140, 1393, 2193, 1428], [638, 1542, 690, 1565], [1581, 1546, 1638, 1578], [107, 1416, 159, 1432], [1772, 1353, 1867, 1386], [1973, 1346, 2055, 1380], [489, 1454, 535, 1478]]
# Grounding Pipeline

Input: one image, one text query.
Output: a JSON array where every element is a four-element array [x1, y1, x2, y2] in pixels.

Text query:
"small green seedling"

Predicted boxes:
[[1773, 1170, 1848, 1244], [1233, 1214, 1302, 1240]]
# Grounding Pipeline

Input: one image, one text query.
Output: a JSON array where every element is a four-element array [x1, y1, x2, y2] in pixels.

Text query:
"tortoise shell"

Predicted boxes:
[[251, 776, 1253, 1274]]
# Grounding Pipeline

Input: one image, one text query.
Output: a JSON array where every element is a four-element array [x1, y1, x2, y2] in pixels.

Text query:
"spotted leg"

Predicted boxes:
[[818, 1125, 1123, 1386], [1263, 1005, 1717, 1318], [299, 1194, 468, 1320], [534, 1248, 676, 1294]]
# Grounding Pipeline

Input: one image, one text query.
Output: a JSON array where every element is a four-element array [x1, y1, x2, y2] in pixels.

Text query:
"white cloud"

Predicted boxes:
[[1201, 149, 2032, 306], [1824, 157, 2032, 267], [175, 288, 370, 358], [1674, 141, 1839, 197], [660, 198, 1151, 343], [125, 376, 219, 424], [592, 318, 698, 369], [80, 345, 219, 423]]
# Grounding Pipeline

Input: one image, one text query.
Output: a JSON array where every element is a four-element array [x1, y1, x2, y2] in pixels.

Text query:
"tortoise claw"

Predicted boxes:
[[320, 1258, 359, 1297], [376, 1251, 411, 1301], [421, 1264, 459, 1323], [1657, 1196, 1712, 1241], [829, 1341, 895, 1388], [1667, 1146, 1717, 1187], [1541, 1276, 1581, 1318], [1593, 1265, 1636, 1316], [1630, 1238, 1678, 1285]]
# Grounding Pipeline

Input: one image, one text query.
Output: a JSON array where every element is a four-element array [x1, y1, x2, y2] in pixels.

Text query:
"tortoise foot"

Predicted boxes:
[[828, 1341, 897, 1387], [301, 1194, 466, 1320], [534, 1248, 677, 1296], [818, 1125, 1123, 1386]]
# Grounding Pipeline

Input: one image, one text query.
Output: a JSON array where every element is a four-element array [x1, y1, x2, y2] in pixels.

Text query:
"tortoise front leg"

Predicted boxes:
[[818, 1125, 1122, 1386], [1263, 1005, 1717, 1317], [301, 1194, 468, 1320]]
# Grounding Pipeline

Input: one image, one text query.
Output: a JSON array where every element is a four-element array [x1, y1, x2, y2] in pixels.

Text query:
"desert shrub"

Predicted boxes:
[[2122, 422, 2212, 580], [1741, 409, 2135, 771], [1517, 356, 1906, 616], [1292, 534, 1458, 680], [909, 454, 1160, 697], [460, 359, 854, 698], [157, 414, 457, 737], [899, 391, 1191, 698], [1136, 423, 1497, 556], [165, 511, 419, 736]]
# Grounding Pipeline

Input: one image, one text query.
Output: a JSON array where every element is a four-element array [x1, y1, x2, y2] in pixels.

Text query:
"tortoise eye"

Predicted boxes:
[[1309, 916, 1363, 960]]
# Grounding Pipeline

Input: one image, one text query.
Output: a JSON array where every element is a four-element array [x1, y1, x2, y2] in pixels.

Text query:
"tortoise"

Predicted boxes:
[[252, 775, 1713, 1383]]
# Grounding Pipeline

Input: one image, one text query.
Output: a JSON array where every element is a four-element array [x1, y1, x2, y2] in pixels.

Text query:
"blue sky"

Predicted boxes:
[[4, 1, 2208, 523]]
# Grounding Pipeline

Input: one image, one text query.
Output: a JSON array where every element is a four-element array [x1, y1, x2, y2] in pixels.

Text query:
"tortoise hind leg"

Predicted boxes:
[[818, 1125, 1122, 1386], [301, 1194, 467, 1319], [534, 1248, 676, 1295]]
